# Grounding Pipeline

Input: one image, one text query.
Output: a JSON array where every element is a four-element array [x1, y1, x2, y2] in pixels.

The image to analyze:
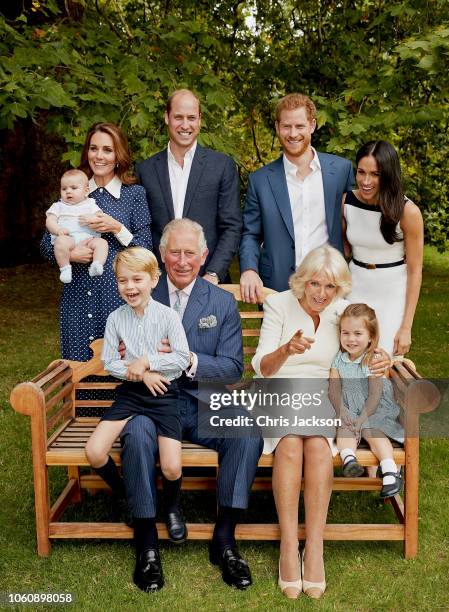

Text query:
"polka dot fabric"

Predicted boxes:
[[41, 183, 152, 361]]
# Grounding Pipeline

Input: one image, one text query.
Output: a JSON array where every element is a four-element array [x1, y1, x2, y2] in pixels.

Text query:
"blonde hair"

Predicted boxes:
[[339, 303, 379, 365], [275, 93, 317, 123], [61, 168, 88, 185], [289, 245, 351, 299], [113, 247, 160, 280], [159, 218, 207, 254]]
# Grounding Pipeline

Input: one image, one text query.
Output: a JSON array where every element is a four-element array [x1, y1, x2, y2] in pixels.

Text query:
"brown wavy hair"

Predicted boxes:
[[339, 303, 379, 366], [79, 122, 137, 185]]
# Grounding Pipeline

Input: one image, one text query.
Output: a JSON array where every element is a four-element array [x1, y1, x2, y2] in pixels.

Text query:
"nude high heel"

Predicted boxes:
[[278, 555, 302, 599], [301, 549, 326, 599]]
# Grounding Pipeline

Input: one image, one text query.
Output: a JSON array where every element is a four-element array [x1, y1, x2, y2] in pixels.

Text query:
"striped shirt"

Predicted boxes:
[[102, 298, 190, 381]]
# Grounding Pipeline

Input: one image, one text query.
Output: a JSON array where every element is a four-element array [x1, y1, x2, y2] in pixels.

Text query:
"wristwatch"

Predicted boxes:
[[205, 270, 219, 280]]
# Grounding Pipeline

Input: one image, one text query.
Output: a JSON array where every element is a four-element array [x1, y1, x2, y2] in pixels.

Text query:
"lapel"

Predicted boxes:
[[152, 274, 170, 307], [182, 276, 209, 337], [183, 143, 207, 217], [267, 156, 295, 241], [318, 152, 337, 234], [155, 150, 175, 219]]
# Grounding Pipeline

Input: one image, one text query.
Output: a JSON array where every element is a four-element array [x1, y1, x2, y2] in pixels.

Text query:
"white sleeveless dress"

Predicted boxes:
[[345, 191, 407, 356]]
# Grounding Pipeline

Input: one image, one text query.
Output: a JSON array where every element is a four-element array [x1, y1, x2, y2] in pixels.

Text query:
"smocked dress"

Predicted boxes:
[[345, 190, 406, 355], [332, 350, 404, 442], [41, 177, 152, 361]]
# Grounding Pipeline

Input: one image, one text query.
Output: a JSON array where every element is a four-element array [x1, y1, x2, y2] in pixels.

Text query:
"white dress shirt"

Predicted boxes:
[[88, 176, 133, 246], [167, 277, 198, 378], [167, 141, 197, 218], [283, 149, 328, 267]]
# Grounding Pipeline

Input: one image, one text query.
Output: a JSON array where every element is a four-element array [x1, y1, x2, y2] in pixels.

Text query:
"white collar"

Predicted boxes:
[[88, 175, 122, 198], [283, 147, 321, 177], [167, 141, 197, 166], [167, 276, 196, 298], [340, 350, 365, 364]]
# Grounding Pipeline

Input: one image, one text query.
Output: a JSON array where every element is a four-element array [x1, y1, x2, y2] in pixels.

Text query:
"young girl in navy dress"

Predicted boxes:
[[85, 247, 190, 537], [330, 303, 404, 498]]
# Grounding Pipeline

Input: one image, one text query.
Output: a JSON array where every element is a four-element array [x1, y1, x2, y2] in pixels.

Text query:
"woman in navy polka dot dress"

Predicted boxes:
[[41, 123, 152, 361]]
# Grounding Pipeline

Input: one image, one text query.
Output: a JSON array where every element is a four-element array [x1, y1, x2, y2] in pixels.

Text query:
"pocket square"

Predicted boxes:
[[198, 315, 217, 329]]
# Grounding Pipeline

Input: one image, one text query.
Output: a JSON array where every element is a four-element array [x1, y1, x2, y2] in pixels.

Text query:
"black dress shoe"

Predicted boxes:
[[133, 548, 164, 593], [209, 542, 252, 590], [380, 471, 403, 499], [166, 511, 187, 543]]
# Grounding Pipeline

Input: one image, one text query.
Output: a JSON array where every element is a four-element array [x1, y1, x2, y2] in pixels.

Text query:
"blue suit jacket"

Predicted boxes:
[[137, 144, 242, 281], [152, 275, 244, 387], [239, 152, 354, 291]]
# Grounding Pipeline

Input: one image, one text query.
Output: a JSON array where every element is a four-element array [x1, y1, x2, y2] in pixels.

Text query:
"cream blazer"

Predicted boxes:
[[252, 290, 347, 454]]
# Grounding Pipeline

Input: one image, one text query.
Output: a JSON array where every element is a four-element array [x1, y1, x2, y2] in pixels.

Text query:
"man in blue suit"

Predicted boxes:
[[240, 93, 354, 302], [121, 219, 263, 593], [137, 89, 242, 284]]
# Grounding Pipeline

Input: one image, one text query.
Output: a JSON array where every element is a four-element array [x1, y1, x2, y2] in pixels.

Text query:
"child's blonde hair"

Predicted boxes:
[[113, 247, 160, 280], [339, 303, 379, 365], [61, 168, 88, 184]]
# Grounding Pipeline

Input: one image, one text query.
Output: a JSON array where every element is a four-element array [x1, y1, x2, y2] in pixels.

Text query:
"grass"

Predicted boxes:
[[1, 248, 448, 611]]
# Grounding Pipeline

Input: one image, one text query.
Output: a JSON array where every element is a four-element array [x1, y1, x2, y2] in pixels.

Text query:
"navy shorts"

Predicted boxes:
[[101, 379, 182, 441]]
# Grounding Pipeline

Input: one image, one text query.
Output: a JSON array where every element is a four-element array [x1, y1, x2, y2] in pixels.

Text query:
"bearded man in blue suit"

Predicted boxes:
[[121, 219, 262, 593], [239, 93, 354, 302]]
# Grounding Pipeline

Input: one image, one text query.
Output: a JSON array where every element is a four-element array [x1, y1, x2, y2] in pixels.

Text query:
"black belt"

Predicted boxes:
[[352, 257, 406, 270]]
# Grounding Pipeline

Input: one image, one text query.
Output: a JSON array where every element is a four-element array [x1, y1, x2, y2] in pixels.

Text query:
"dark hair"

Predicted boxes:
[[355, 141, 404, 244], [79, 122, 137, 185]]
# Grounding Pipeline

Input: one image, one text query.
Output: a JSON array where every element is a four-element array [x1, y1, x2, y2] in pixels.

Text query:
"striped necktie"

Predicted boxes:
[[173, 290, 182, 317]]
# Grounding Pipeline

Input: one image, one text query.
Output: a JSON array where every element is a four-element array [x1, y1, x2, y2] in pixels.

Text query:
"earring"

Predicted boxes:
[[115, 162, 119, 169]]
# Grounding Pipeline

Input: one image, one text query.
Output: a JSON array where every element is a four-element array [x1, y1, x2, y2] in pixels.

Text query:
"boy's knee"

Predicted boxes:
[[85, 441, 106, 467], [161, 463, 182, 481]]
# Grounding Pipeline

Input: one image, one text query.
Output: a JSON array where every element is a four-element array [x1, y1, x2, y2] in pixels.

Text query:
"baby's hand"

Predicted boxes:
[[79, 214, 97, 226], [143, 371, 170, 396], [57, 228, 70, 236], [126, 356, 149, 382]]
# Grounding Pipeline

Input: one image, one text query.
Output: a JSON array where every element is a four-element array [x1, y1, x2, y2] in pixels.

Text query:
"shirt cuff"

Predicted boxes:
[[186, 351, 198, 379], [114, 224, 133, 246]]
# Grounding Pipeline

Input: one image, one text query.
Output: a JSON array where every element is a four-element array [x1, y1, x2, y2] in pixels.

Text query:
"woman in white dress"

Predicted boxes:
[[252, 246, 388, 600], [343, 141, 424, 356]]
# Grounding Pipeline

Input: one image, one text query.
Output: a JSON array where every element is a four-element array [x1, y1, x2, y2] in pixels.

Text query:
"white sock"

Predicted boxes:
[[380, 458, 397, 485], [89, 261, 104, 277], [340, 448, 357, 464], [59, 265, 72, 283]]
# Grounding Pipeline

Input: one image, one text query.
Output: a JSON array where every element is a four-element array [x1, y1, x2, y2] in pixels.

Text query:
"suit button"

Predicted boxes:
[[290, 266, 295, 271]]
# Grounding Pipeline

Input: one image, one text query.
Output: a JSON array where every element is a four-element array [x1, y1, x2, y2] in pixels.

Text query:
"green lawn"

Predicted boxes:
[[1, 248, 448, 611]]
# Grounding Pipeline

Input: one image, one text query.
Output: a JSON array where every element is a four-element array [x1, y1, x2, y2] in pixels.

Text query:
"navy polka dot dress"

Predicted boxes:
[[41, 183, 152, 361]]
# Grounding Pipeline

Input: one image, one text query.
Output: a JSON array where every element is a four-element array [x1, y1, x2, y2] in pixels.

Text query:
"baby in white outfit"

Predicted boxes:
[[46, 169, 108, 283]]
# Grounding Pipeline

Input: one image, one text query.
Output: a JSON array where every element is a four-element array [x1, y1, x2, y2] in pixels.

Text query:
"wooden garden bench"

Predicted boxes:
[[10, 284, 439, 558]]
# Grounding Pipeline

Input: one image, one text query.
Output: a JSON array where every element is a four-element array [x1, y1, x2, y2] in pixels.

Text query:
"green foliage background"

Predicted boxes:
[[1, 0, 448, 251]]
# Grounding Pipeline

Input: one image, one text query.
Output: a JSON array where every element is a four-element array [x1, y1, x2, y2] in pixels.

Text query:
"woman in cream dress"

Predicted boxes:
[[252, 245, 388, 600]]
